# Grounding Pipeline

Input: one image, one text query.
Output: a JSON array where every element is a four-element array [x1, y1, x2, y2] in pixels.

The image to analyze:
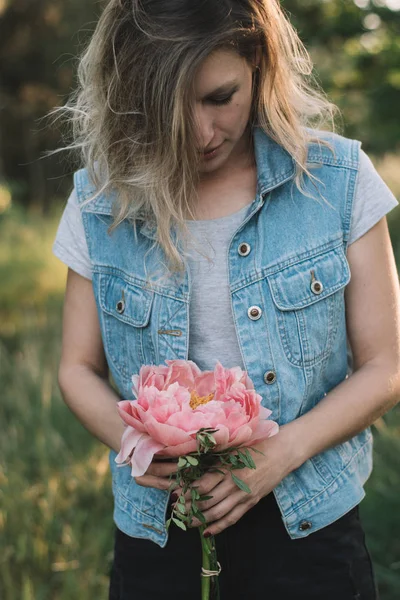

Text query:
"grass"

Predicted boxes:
[[0, 307, 114, 600], [0, 203, 400, 599]]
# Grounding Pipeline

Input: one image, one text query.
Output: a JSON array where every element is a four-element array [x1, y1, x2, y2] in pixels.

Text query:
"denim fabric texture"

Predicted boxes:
[[74, 126, 373, 547]]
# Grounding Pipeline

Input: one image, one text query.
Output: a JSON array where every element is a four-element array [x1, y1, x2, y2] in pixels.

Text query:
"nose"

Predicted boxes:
[[195, 105, 215, 151]]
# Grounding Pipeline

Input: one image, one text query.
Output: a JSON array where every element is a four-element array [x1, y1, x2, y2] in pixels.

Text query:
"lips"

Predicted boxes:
[[204, 144, 221, 154], [202, 142, 224, 157]]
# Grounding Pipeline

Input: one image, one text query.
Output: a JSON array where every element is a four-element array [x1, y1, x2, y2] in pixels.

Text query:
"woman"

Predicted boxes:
[[53, 1, 400, 598]]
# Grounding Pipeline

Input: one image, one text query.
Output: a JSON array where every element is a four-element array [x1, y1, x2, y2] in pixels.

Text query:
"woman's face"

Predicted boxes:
[[192, 48, 255, 175]]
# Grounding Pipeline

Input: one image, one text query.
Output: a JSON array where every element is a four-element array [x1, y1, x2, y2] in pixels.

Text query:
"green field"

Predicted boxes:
[[1, 204, 399, 600]]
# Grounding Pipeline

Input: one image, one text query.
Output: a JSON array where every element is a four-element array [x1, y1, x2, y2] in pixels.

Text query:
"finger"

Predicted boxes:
[[182, 470, 226, 501], [187, 490, 243, 528], [195, 480, 232, 511], [146, 461, 179, 478], [203, 497, 258, 536], [183, 479, 232, 515], [134, 474, 179, 491]]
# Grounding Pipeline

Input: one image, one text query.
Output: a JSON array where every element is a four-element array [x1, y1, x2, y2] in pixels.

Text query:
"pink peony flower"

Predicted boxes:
[[116, 360, 279, 477]]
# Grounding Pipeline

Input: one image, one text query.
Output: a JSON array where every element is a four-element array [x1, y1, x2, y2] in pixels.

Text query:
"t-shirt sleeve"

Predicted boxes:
[[52, 187, 93, 280], [348, 149, 399, 245]]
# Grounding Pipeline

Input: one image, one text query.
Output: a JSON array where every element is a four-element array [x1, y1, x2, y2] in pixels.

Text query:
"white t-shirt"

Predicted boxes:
[[52, 150, 399, 372]]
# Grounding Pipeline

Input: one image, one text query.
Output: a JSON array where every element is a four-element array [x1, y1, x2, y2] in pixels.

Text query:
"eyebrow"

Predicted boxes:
[[201, 80, 240, 100]]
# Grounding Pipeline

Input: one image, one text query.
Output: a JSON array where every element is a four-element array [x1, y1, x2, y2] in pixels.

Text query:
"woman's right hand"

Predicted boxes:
[[134, 457, 179, 492]]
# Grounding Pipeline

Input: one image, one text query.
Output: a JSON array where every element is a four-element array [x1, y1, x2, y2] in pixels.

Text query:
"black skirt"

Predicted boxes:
[[108, 491, 379, 600]]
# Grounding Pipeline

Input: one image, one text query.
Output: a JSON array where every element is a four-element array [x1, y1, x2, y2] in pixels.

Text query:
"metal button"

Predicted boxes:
[[116, 300, 125, 314], [311, 280, 324, 295], [264, 371, 277, 385], [238, 242, 251, 257], [299, 521, 312, 531], [248, 306, 262, 320]]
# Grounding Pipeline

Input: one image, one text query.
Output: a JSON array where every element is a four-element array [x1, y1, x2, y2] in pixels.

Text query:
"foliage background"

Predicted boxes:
[[0, 1, 399, 598]]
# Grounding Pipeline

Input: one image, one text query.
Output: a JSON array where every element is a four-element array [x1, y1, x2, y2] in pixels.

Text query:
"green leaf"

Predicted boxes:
[[172, 517, 187, 531], [237, 449, 255, 469], [210, 468, 226, 476], [186, 455, 199, 466], [244, 449, 256, 469], [230, 454, 239, 466], [178, 457, 187, 468], [191, 487, 200, 500], [165, 518, 172, 530], [236, 450, 249, 467], [231, 472, 251, 493], [192, 509, 207, 524], [199, 495, 213, 501], [177, 503, 186, 514], [250, 447, 265, 456]]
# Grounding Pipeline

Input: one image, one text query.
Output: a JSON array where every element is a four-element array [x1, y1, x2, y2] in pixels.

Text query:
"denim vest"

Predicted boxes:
[[74, 127, 373, 546]]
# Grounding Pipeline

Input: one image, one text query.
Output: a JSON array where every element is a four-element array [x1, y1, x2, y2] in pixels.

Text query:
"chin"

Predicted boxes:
[[199, 149, 231, 174]]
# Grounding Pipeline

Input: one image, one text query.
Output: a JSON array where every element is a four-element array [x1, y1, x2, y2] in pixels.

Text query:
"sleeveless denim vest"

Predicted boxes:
[[74, 127, 373, 546]]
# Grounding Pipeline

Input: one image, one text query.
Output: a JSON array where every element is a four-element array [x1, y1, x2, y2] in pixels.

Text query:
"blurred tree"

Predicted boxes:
[[0, 0, 100, 211], [282, 0, 400, 152], [0, 0, 399, 209]]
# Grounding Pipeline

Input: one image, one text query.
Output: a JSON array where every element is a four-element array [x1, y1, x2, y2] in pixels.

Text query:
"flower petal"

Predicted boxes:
[[211, 425, 231, 450], [159, 439, 198, 457], [115, 427, 144, 464], [249, 419, 279, 444], [117, 402, 147, 432], [143, 412, 193, 446], [230, 424, 253, 447], [259, 405, 273, 420], [239, 418, 279, 447], [130, 435, 165, 477]]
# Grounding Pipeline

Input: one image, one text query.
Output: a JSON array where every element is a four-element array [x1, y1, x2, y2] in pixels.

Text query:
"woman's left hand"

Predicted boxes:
[[172, 424, 300, 536]]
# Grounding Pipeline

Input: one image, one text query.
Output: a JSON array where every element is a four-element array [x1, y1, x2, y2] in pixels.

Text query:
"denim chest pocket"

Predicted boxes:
[[266, 244, 351, 367], [97, 273, 155, 384]]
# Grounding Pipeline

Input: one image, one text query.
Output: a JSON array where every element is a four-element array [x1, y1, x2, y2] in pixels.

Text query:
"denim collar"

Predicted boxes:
[[140, 127, 296, 240], [253, 126, 296, 197]]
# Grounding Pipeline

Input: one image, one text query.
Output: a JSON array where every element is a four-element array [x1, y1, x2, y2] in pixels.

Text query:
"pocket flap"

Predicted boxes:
[[99, 273, 153, 327], [267, 246, 350, 311]]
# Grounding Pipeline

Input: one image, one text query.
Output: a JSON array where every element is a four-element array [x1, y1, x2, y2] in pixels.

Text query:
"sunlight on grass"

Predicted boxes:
[[0, 324, 113, 600], [0, 205, 67, 336]]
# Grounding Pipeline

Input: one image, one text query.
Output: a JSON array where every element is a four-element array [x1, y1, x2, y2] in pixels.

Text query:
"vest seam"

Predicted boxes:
[[307, 156, 359, 169], [114, 490, 166, 530], [92, 266, 189, 301], [231, 237, 344, 293]]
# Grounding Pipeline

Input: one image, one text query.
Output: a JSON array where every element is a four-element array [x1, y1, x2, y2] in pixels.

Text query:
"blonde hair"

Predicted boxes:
[[58, 0, 337, 276]]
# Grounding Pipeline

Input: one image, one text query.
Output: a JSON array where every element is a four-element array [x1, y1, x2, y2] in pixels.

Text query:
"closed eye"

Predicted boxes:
[[208, 93, 234, 106]]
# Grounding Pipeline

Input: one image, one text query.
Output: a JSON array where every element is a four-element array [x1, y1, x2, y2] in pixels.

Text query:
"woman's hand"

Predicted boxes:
[[134, 457, 179, 491], [172, 424, 300, 536]]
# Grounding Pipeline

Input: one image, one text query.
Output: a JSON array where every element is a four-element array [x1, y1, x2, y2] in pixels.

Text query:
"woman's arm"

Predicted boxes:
[[57, 268, 125, 453], [57, 268, 183, 487], [284, 215, 400, 468]]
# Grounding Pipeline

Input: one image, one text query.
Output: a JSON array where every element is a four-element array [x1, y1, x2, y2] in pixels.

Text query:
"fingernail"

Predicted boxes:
[[203, 531, 211, 538]]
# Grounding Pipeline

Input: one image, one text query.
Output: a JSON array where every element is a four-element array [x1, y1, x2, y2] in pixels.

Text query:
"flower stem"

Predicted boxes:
[[199, 526, 220, 600]]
